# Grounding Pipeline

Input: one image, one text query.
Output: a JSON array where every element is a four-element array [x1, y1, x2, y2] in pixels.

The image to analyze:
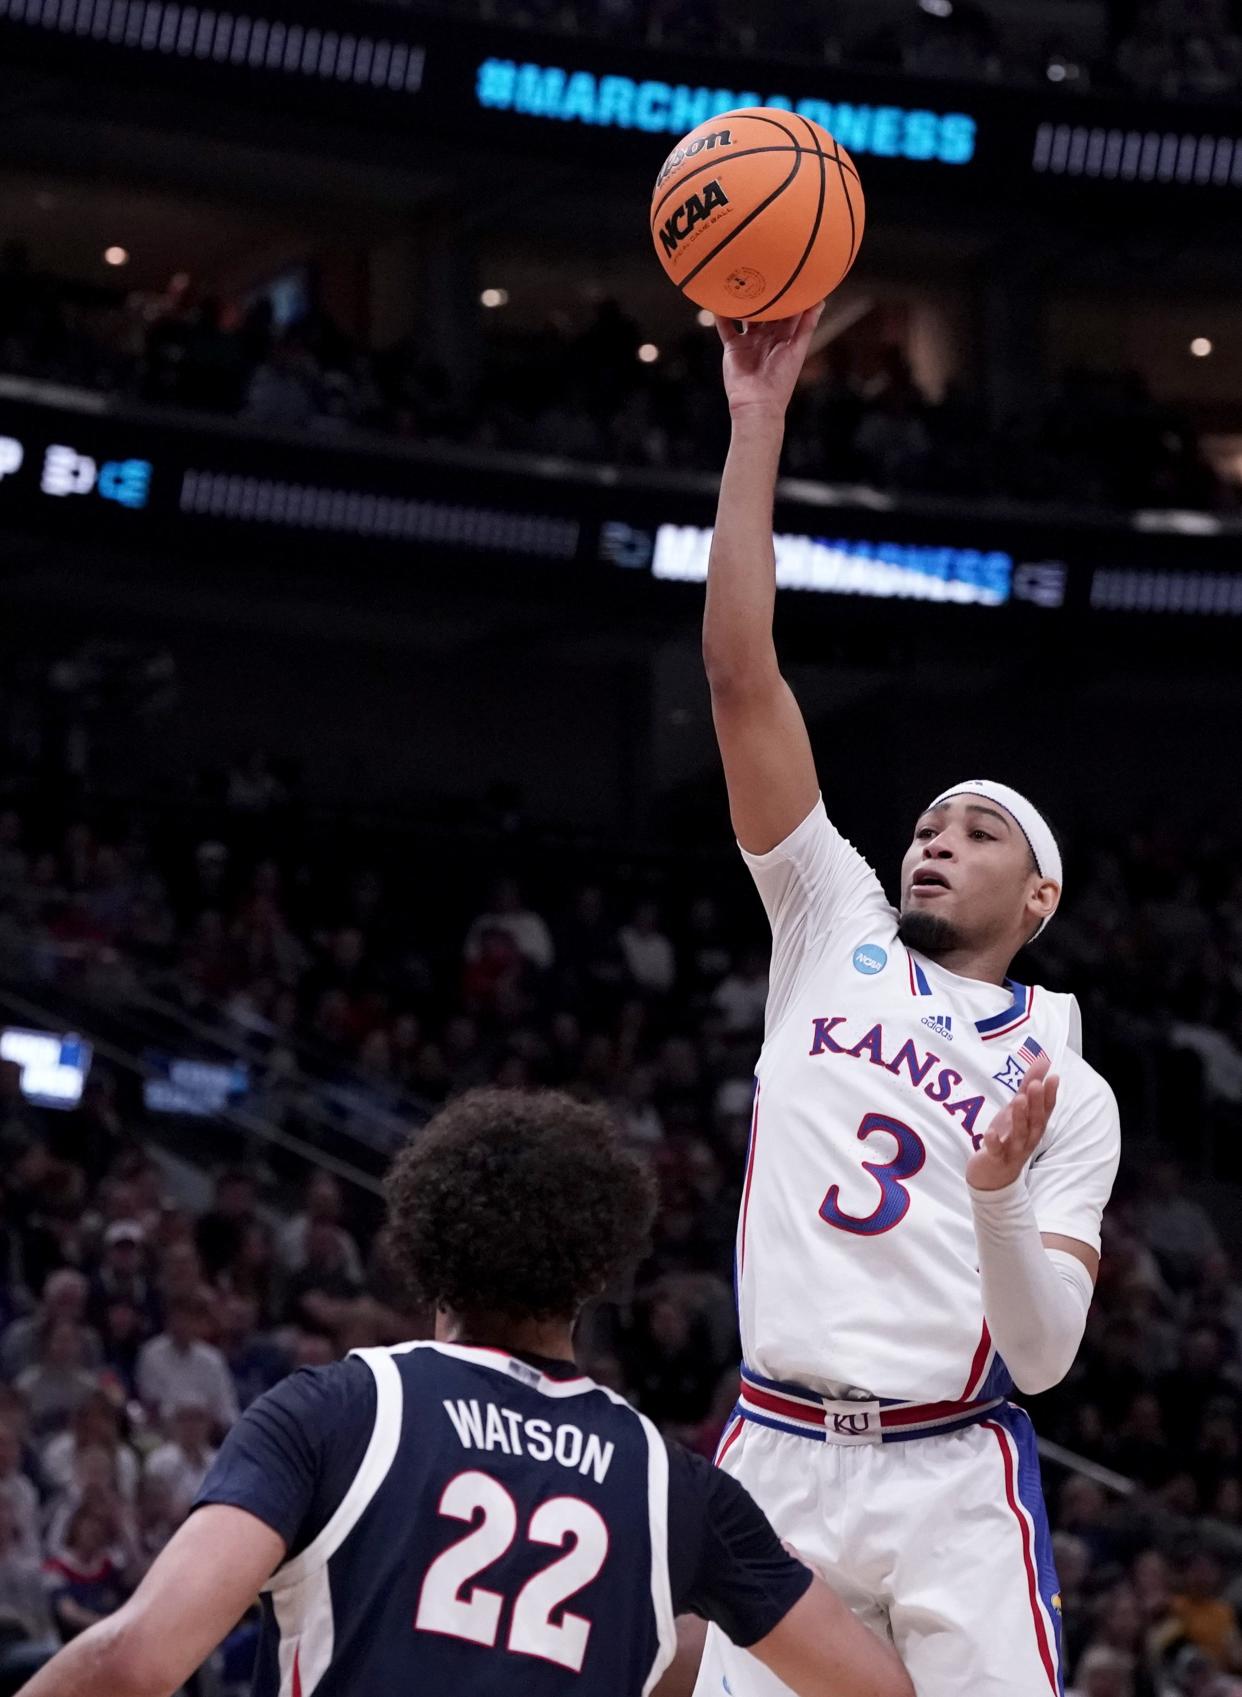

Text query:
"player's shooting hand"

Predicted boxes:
[[966, 1055, 1060, 1192], [716, 302, 824, 422]]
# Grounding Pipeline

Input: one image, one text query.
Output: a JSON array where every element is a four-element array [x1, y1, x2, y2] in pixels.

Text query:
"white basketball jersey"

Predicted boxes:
[[737, 799, 1120, 1404]]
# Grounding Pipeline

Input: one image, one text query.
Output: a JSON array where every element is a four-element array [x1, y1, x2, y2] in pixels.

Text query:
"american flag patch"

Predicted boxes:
[[1017, 1037, 1045, 1067]]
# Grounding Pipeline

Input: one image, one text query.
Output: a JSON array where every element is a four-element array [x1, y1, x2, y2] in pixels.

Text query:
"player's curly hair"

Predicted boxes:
[[384, 1087, 657, 1321]]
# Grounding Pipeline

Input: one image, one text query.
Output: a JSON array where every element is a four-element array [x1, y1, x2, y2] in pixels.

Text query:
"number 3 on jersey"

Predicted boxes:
[[819, 1111, 926, 1236], [415, 1471, 608, 1672]]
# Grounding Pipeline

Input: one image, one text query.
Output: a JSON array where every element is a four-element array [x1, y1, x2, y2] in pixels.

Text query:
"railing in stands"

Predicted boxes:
[[0, 979, 386, 1198]]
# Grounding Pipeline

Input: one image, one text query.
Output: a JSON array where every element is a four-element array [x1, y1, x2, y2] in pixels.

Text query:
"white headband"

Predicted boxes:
[[926, 780, 1062, 938]]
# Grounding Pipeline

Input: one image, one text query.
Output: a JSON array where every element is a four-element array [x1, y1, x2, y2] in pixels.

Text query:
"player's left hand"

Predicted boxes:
[[966, 1055, 1060, 1191]]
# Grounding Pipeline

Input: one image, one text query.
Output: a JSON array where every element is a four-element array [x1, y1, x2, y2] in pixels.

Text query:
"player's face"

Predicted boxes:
[[898, 795, 1046, 953]]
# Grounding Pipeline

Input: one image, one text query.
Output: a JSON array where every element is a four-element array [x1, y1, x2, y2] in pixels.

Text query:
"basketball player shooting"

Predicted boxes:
[[690, 307, 1121, 1697], [20, 1088, 911, 1697]]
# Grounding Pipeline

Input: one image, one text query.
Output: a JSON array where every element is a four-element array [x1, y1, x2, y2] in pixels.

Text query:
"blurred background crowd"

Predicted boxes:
[[438, 0, 1242, 103], [0, 250, 1225, 515]]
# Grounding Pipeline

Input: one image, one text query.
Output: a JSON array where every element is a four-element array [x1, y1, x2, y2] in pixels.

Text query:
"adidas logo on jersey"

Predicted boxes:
[[921, 1013, 953, 1041]]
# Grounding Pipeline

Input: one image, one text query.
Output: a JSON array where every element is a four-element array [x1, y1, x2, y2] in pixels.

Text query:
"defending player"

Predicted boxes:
[[21, 1087, 912, 1697], [691, 307, 1121, 1697]]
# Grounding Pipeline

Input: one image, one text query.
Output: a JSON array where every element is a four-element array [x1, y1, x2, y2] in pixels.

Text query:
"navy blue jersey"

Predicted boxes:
[[194, 1340, 810, 1696]]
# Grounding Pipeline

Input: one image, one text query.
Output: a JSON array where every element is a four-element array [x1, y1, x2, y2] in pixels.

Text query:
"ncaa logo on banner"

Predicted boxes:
[[852, 944, 887, 975]]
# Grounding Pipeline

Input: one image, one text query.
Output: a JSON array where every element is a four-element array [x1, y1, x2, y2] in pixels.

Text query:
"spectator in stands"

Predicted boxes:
[[283, 1220, 363, 1333], [1056, 1532, 1095, 1669], [1082, 1584, 1158, 1697], [618, 899, 676, 998], [15, 1321, 102, 1440], [43, 1448, 136, 1560], [0, 1497, 56, 1691], [143, 1401, 217, 1521], [84, 1221, 156, 1338], [464, 876, 554, 972], [0, 1271, 100, 1381], [220, 1218, 283, 1328], [1140, 1162, 1222, 1290], [216, 1292, 288, 1409], [134, 1294, 238, 1432], [1163, 1327, 1242, 1438], [1108, 1391, 1170, 1486], [242, 326, 321, 430], [0, 1424, 38, 1566], [1170, 1003, 1242, 1109], [1161, 1641, 1242, 1694], [42, 1499, 127, 1642], [194, 1169, 265, 1282], [622, 1287, 720, 1428], [853, 380, 933, 489], [154, 1237, 207, 1311], [129, 1474, 177, 1586], [611, 1064, 665, 1149], [1058, 1474, 1123, 1571], [1172, 1549, 1242, 1672], [96, 1300, 145, 1399], [41, 1392, 137, 1505], [711, 946, 769, 1037], [277, 1172, 363, 1283], [1069, 1643, 1135, 1697], [555, 884, 626, 1013]]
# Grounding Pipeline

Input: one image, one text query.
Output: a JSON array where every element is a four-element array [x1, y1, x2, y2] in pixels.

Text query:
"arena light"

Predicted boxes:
[[919, 0, 953, 15], [0, 3, 426, 94], [103, 245, 129, 266], [0, 1029, 91, 1110], [637, 342, 660, 363], [696, 308, 715, 328], [1032, 123, 1242, 186], [179, 468, 581, 557], [1191, 336, 1213, 357], [480, 287, 509, 308]]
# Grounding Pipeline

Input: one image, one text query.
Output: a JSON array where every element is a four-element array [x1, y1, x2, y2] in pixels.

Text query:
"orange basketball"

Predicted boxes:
[[650, 107, 865, 323]]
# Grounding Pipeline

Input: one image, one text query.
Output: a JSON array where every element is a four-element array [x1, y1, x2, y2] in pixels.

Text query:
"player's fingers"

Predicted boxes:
[[1029, 1075, 1060, 1142], [1024, 1077, 1046, 1137], [785, 301, 825, 348], [997, 1092, 1018, 1147], [714, 314, 744, 346], [1009, 1093, 1028, 1147]]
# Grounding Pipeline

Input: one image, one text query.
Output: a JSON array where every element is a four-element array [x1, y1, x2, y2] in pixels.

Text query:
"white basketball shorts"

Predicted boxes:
[[693, 1395, 1063, 1697]]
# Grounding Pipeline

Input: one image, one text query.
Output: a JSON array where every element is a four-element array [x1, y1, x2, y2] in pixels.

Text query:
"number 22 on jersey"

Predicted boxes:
[[819, 1111, 927, 1236], [415, 1470, 609, 1673]]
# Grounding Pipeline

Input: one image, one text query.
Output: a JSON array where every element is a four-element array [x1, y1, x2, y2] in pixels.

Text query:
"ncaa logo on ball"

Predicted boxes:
[[852, 945, 887, 975], [658, 179, 731, 256]]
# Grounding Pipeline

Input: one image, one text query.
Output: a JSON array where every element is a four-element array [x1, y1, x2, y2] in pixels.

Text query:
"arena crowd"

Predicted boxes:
[[444, 0, 1242, 104], [0, 247, 1226, 517]]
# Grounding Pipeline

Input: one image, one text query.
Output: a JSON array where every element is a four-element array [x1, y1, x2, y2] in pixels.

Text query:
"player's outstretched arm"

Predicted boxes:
[[751, 1575, 914, 1697], [703, 309, 822, 856], [15, 1505, 285, 1697]]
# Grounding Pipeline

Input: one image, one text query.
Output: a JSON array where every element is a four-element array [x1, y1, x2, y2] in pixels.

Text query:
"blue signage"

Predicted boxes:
[[475, 59, 977, 165]]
